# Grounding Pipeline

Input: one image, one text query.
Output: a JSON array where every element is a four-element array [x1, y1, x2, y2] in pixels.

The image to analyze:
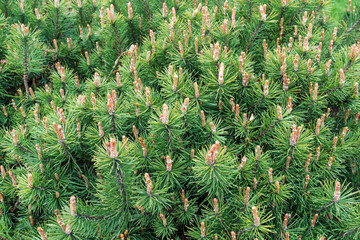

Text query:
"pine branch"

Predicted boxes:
[[249, 96, 265, 110], [112, 23, 122, 56], [53, 8, 59, 40], [251, 119, 281, 142], [114, 160, 127, 205], [105, 51, 126, 80], [215, 214, 231, 235], [10, 201, 20, 213], [280, 6, 285, 20], [314, 2, 324, 15], [79, 7, 84, 26], [77, 213, 107, 220], [343, 60, 353, 72], [313, 201, 334, 214], [129, 20, 136, 42], [33, 0, 37, 11], [0, 235, 8, 240], [245, 21, 264, 52], [165, 125, 175, 153], [324, 87, 340, 94], [142, 0, 151, 21], [60, 140, 71, 160], [248, 0, 252, 19], [16, 144, 32, 154], [344, 18, 360, 37], [34, 19, 41, 32], [111, 114, 116, 133], [23, 37, 30, 100], [4, 0, 8, 18], [237, 226, 253, 236], [343, 228, 359, 237], [287, 0, 307, 26], [32, 186, 47, 191]]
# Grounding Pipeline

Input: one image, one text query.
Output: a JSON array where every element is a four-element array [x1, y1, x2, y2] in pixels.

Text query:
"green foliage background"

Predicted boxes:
[[0, 0, 359, 239]]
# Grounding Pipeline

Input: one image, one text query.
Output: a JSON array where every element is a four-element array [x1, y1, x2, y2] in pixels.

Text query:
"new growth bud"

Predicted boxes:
[[252, 206, 260, 227], [333, 181, 340, 202], [145, 173, 152, 196]]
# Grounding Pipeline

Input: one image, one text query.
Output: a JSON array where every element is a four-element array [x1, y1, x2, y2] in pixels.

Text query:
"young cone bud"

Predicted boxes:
[[333, 181, 340, 202], [159, 213, 167, 227], [311, 213, 318, 228], [70, 196, 76, 216], [27, 173, 33, 188], [213, 198, 218, 214], [201, 222, 205, 238], [252, 206, 260, 227], [145, 173, 152, 196], [37, 227, 47, 240], [184, 198, 189, 212]]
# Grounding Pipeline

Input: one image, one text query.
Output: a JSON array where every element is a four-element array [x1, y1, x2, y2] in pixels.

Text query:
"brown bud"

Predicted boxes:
[[200, 222, 205, 238], [311, 214, 319, 229], [252, 206, 260, 227], [37, 227, 47, 240], [70, 196, 76, 216], [333, 181, 341, 202], [213, 198, 218, 214]]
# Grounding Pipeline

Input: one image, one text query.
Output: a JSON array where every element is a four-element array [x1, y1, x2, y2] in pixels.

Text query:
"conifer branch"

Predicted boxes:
[[342, 228, 359, 237], [23, 37, 30, 100], [215, 214, 231, 235], [343, 60, 353, 72], [76, 213, 106, 220], [313, 201, 334, 214], [112, 23, 122, 55], [53, 7, 59, 40], [248, 0, 252, 19], [344, 18, 360, 37], [111, 114, 116, 133], [33, 0, 37, 11], [10, 201, 20, 213], [0, 235, 8, 240], [16, 144, 32, 154], [128, 20, 136, 42], [165, 125, 175, 153], [314, 2, 324, 15], [245, 21, 264, 52], [252, 119, 281, 142], [142, 0, 151, 21], [280, 6, 285, 20], [0, 1, 359, 239], [114, 161, 127, 205], [60, 139, 71, 160], [287, 1, 307, 26], [4, 0, 8, 18], [79, 7, 84, 26]]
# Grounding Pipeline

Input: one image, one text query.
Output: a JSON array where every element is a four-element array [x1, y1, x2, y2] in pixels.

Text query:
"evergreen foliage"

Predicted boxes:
[[0, 0, 359, 239]]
